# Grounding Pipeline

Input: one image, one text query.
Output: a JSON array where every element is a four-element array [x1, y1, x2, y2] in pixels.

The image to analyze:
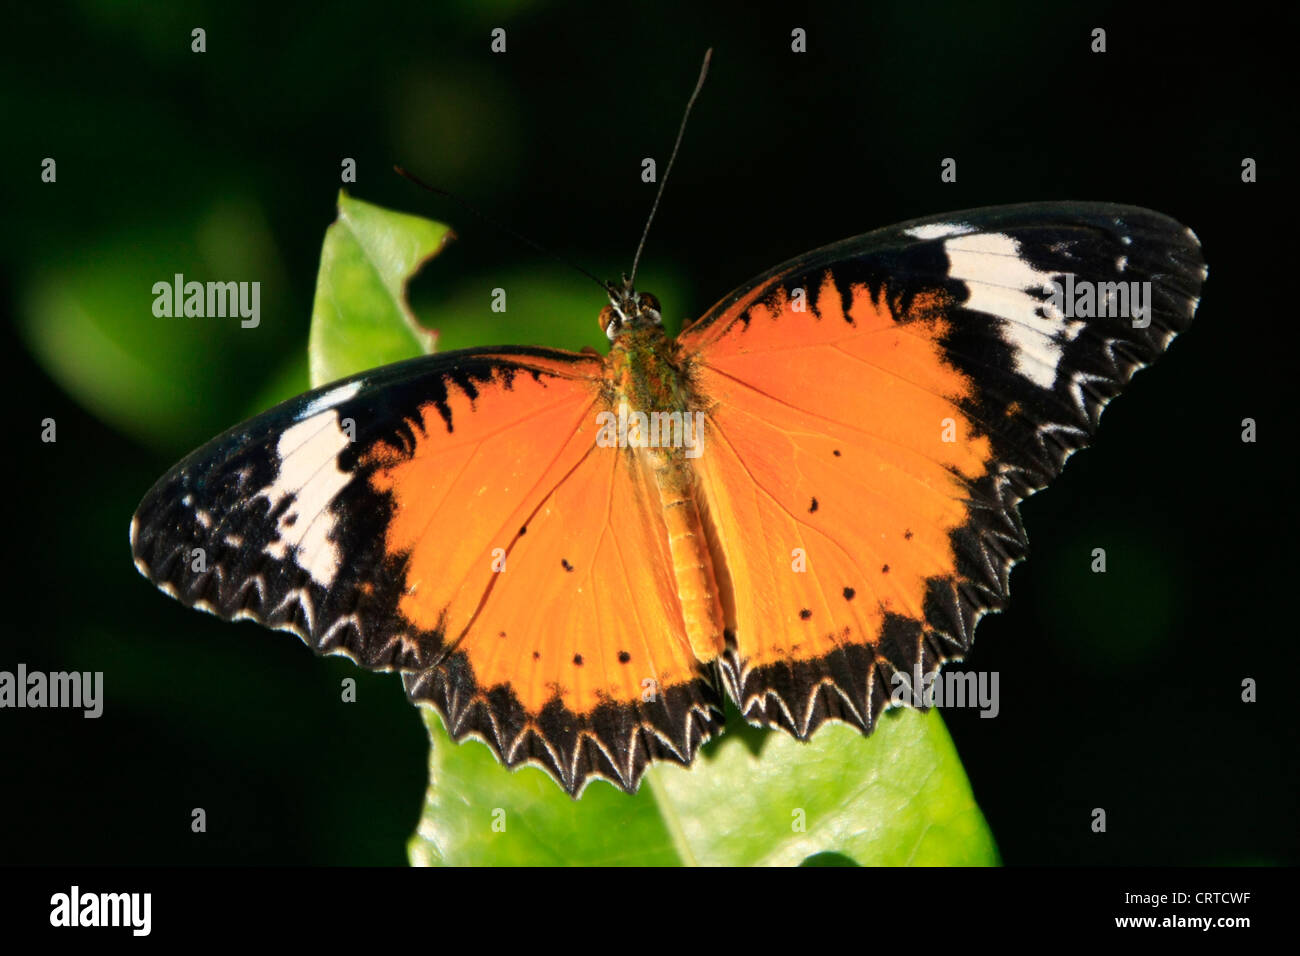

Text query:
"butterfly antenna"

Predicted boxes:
[[394, 165, 609, 291], [627, 47, 713, 289]]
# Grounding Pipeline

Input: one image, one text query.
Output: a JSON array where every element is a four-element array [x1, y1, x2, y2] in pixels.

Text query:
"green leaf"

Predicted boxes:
[[648, 711, 999, 866], [409, 706, 998, 866], [308, 190, 451, 386], [307, 192, 999, 867]]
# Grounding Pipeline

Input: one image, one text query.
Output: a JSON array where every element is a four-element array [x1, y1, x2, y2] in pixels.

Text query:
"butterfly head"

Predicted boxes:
[[600, 276, 663, 341]]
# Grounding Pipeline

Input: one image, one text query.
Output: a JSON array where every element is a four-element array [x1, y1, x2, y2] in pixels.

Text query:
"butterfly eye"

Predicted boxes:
[[637, 293, 663, 324], [598, 304, 618, 337]]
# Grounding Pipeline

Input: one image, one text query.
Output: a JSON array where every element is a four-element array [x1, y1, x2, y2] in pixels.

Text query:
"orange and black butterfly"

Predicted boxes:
[[131, 197, 1205, 795]]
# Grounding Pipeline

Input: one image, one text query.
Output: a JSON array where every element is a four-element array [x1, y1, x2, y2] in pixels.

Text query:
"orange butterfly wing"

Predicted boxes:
[[394, 403, 723, 793], [678, 203, 1205, 736], [400, 434, 728, 790], [132, 346, 722, 794]]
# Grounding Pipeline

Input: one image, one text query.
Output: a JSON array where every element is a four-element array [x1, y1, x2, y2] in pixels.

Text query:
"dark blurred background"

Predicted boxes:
[[2, 1, 1292, 864]]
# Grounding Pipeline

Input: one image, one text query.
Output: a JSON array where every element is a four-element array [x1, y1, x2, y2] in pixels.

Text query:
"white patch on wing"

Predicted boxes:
[[255, 410, 353, 587], [299, 380, 362, 419], [904, 221, 975, 240], [942, 231, 1067, 389]]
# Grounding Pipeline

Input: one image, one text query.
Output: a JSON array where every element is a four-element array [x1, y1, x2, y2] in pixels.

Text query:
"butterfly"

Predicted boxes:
[[131, 200, 1205, 796]]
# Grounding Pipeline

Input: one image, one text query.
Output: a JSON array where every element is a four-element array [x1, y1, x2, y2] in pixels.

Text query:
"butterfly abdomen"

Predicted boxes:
[[652, 462, 727, 663]]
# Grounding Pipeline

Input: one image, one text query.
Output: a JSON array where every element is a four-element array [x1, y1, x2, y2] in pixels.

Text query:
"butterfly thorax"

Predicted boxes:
[[606, 325, 691, 418], [600, 285, 697, 436]]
